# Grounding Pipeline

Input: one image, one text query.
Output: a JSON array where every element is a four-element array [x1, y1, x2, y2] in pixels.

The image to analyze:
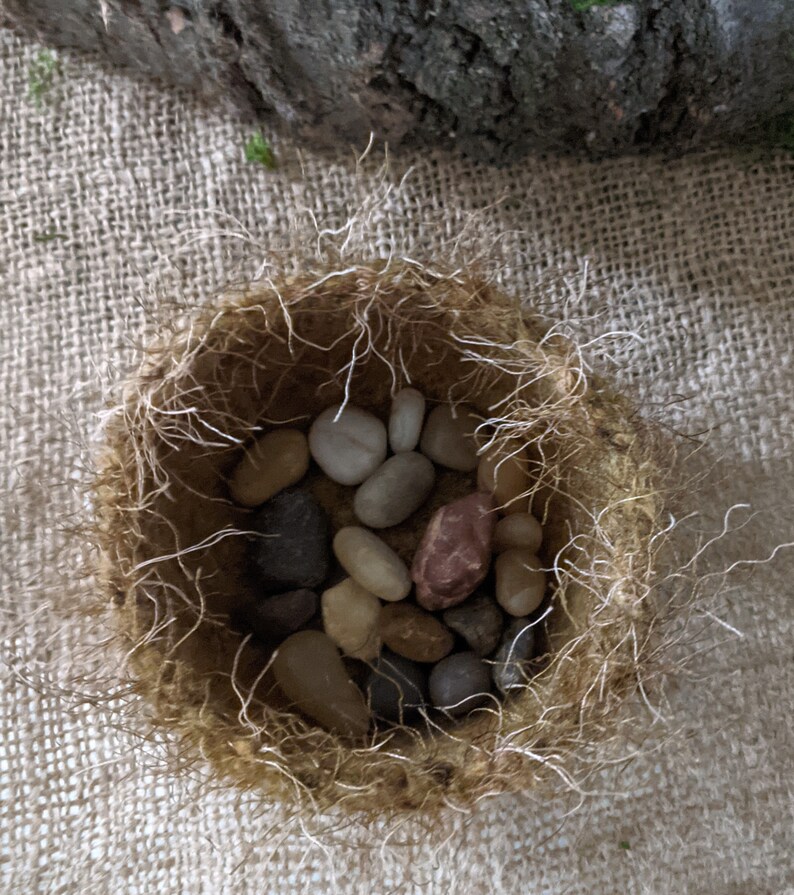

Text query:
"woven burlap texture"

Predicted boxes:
[[1, 29, 793, 895]]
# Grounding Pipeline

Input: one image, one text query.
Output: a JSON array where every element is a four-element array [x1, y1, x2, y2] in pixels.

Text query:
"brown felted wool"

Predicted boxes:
[[92, 260, 664, 814]]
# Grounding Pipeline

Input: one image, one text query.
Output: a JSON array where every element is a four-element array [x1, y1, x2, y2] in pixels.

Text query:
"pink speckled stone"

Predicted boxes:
[[411, 492, 496, 611]]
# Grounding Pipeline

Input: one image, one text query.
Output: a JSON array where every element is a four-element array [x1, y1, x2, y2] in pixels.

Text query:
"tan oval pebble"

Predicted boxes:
[[333, 526, 412, 601], [230, 429, 309, 506], [272, 630, 371, 736], [388, 388, 426, 453], [353, 452, 435, 528], [493, 513, 543, 553], [419, 404, 481, 471], [321, 578, 381, 660], [477, 441, 529, 514], [495, 549, 547, 616], [379, 602, 454, 663], [309, 404, 387, 486]]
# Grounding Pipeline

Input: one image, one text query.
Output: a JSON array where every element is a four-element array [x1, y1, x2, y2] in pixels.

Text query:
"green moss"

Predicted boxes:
[[619, 840, 631, 850], [568, 0, 625, 11], [28, 49, 58, 107], [760, 113, 794, 154], [244, 133, 277, 169], [33, 231, 68, 244]]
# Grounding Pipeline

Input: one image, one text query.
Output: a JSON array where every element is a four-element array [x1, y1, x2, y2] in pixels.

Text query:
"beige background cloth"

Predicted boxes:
[[1, 27, 793, 895]]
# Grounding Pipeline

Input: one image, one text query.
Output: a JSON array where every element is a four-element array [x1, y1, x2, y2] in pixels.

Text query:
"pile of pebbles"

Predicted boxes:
[[229, 389, 547, 736]]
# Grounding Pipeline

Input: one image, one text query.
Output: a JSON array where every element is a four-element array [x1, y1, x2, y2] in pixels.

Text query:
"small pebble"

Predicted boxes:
[[250, 489, 330, 593], [493, 513, 543, 553], [353, 452, 435, 528], [419, 404, 481, 471], [230, 428, 309, 507], [412, 491, 496, 611], [443, 592, 504, 657], [240, 588, 317, 642], [477, 440, 529, 515], [321, 578, 381, 660], [333, 526, 412, 601], [367, 650, 428, 723], [272, 630, 371, 736], [495, 549, 546, 616], [379, 602, 454, 663], [309, 404, 387, 485], [388, 387, 426, 453], [492, 617, 536, 693], [429, 652, 492, 716]]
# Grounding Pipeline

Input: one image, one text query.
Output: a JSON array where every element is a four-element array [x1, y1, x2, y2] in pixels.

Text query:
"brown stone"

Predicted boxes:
[[420, 404, 480, 471], [493, 512, 543, 553], [321, 577, 381, 660], [476, 440, 530, 515], [411, 491, 496, 611], [230, 428, 309, 506], [495, 549, 546, 616], [272, 630, 371, 737], [379, 602, 454, 663]]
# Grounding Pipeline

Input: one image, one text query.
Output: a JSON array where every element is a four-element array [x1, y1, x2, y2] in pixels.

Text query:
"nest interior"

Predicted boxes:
[[94, 262, 662, 813]]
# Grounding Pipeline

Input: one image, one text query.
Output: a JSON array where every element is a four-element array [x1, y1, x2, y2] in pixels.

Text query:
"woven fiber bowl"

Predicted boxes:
[[93, 261, 662, 814]]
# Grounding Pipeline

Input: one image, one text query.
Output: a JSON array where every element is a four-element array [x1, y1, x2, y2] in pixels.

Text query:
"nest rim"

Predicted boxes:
[[91, 259, 665, 815]]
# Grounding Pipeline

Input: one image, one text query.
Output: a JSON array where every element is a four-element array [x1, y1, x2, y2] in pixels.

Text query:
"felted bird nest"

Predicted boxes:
[[92, 260, 665, 815]]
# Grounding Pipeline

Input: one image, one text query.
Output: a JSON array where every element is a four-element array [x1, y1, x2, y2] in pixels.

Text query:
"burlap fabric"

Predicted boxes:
[[1, 29, 793, 895]]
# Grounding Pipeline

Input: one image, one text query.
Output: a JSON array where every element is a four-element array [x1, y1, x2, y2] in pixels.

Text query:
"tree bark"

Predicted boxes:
[[5, 0, 794, 164]]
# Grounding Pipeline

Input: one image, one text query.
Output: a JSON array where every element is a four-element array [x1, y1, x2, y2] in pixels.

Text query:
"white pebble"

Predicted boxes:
[[388, 388, 426, 453], [333, 526, 412, 602], [309, 404, 387, 486]]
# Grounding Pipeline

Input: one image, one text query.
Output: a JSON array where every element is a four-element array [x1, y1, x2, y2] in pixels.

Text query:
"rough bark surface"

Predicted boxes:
[[4, 0, 794, 163]]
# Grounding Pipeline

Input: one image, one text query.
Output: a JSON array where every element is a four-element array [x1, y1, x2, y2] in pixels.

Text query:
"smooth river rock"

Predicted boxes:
[[442, 592, 504, 657], [495, 549, 546, 616], [379, 602, 454, 663], [333, 526, 412, 601], [272, 630, 371, 736], [353, 452, 435, 528], [366, 650, 428, 724], [477, 440, 529, 515], [493, 513, 543, 553], [412, 491, 496, 611], [230, 428, 309, 507], [250, 489, 330, 593], [492, 618, 536, 693], [241, 588, 318, 642], [308, 404, 387, 485], [419, 404, 480, 471], [428, 652, 492, 716], [321, 577, 381, 660], [388, 387, 426, 453]]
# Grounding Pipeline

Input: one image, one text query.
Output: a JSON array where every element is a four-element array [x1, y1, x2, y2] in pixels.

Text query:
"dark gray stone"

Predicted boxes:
[[366, 650, 428, 724], [429, 651, 491, 716], [443, 591, 504, 657], [240, 588, 318, 643], [249, 489, 330, 593], [4, 1, 794, 163], [492, 617, 536, 694]]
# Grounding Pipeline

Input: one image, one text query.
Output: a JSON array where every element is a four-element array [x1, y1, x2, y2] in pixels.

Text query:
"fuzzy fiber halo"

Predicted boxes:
[[92, 260, 664, 815]]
